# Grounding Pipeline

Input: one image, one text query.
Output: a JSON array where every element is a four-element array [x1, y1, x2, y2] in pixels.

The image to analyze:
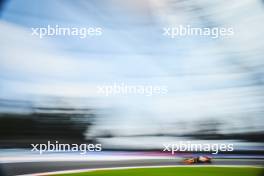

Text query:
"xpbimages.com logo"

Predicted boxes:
[[163, 141, 234, 154], [97, 83, 168, 96], [31, 141, 102, 154], [31, 25, 102, 38], [163, 25, 234, 38]]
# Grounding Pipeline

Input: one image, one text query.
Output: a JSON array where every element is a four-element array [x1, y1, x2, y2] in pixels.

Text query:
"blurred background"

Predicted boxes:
[[0, 0, 264, 159]]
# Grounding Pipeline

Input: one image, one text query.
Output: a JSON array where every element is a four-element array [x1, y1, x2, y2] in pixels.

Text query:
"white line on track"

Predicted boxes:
[[17, 165, 264, 176]]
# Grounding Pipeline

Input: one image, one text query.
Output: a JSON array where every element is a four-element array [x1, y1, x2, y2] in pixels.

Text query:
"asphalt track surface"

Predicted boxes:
[[1, 159, 264, 176]]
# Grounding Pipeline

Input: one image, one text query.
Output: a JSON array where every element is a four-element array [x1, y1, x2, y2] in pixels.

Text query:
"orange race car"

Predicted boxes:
[[183, 156, 212, 164]]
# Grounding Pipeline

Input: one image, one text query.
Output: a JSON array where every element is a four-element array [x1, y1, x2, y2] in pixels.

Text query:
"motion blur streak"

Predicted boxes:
[[0, 1, 263, 174]]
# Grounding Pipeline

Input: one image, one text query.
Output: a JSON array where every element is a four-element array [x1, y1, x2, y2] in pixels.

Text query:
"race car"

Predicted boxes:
[[183, 156, 212, 164]]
